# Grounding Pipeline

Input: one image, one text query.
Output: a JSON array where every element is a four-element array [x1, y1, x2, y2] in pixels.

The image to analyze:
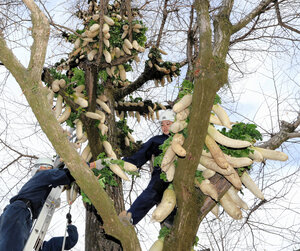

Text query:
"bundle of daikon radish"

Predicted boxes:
[[151, 92, 288, 223]]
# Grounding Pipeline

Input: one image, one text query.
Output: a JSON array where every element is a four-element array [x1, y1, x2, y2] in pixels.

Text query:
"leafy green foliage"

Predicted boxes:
[[116, 119, 133, 136], [208, 122, 263, 173], [88, 19, 97, 27], [98, 70, 108, 82], [80, 152, 121, 196], [129, 96, 142, 103], [49, 68, 68, 82], [149, 47, 162, 60], [168, 183, 174, 190], [81, 165, 119, 205], [108, 20, 124, 48], [65, 112, 79, 128], [178, 80, 194, 98], [214, 94, 221, 105], [108, 19, 147, 49], [132, 21, 147, 46], [81, 190, 92, 204], [160, 172, 167, 182], [154, 154, 164, 168], [158, 226, 171, 239], [154, 136, 173, 167], [195, 170, 205, 184], [71, 68, 85, 87], [75, 29, 85, 35], [215, 123, 262, 159], [110, 159, 124, 168], [93, 167, 119, 187], [220, 123, 262, 143], [193, 236, 199, 247], [237, 166, 251, 176], [123, 63, 133, 72], [219, 145, 252, 158], [125, 170, 140, 177]]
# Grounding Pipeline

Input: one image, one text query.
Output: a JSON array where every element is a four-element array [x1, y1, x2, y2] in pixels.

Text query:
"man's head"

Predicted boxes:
[[160, 110, 175, 135], [31, 157, 54, 176]]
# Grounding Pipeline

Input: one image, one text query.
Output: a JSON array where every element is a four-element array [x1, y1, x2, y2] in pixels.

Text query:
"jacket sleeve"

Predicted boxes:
[[65, 224, 79, 250], [122, 137, 155, 168], [34, 168, 74, 187], [41, 225, 78, 251]]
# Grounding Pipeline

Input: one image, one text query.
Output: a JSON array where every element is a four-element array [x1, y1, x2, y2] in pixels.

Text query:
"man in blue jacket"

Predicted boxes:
[[0, 157, 75, 251], [119, 110, 176, 226]]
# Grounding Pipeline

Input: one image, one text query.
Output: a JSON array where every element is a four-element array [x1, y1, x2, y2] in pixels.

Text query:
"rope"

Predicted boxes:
[[61, 205, 72, 251]]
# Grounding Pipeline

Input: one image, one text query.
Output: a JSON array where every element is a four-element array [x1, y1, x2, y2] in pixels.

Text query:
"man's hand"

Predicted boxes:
[[118, 210, 133, 226], [90, 158, 110, 170]]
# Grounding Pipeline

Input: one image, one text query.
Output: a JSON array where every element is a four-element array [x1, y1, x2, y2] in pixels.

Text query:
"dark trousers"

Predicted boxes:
[[128, 167, 170, 225], [0, 200, 32, 251]]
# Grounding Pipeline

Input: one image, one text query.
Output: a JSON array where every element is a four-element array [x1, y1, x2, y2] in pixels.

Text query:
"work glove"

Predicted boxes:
[[93, 158, 112, 170], [118, 210, 133, 226]]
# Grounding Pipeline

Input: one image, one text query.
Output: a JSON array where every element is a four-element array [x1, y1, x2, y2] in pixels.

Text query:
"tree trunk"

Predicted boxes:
[[85, 177, 125, 251], [85, 180, 124, 251]]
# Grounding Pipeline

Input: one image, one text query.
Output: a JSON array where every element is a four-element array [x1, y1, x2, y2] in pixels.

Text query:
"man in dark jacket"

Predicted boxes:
[[119, 110, 176, 225], [0, 157, 75, 251]]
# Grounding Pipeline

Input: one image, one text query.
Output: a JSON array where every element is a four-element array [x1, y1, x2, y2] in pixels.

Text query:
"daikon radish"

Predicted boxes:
[[241, 171, 264, 200], [161, 146, 176, 169], [248, 147, 264, 162], [195, 179, 218, 201], [149, 239, 164, 251], [224, 166, 242, 190], [109, 163, 129, 181], [173, 94, 193, 113], [170, 121, 187, 133], [205, 134, 229, 169], [85, 112, 103, 121], [57, 105, 71, 123], [212, 104, 232, 129], [123, 161, 138, 172], [74, 119, 83, 140], [54, 95, 63, 118], [220, 192, 242, 220], [96, 99, 111, 114], [152, 186, 176, 222], [208, 125, 252, 148], [176, 108, 190, 121], [252, 146, 288, 161], [226, 186, 249, 210], [165, 162, 175, 182], [199, 156, 234, 176], [98, 123, 108, 135]]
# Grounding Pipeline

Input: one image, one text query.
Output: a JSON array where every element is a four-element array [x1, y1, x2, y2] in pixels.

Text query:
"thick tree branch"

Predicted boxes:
[[185, 4, 196, 82], [23, 0, 50, 80], [195, 0, 212, 61], [0, 35, 27, 84], [113, 65, 157, 100], [259, 114, 300, 150], [231, 0, 274, 35], [212, 0, 234, 59]]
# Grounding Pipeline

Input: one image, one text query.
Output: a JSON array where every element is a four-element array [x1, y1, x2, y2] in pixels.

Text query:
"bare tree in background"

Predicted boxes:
[[0, 0, 299, 250]]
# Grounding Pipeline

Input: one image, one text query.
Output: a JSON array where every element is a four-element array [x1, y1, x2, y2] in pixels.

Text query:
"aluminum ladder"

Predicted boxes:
[[23, 186, 63, 251]]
